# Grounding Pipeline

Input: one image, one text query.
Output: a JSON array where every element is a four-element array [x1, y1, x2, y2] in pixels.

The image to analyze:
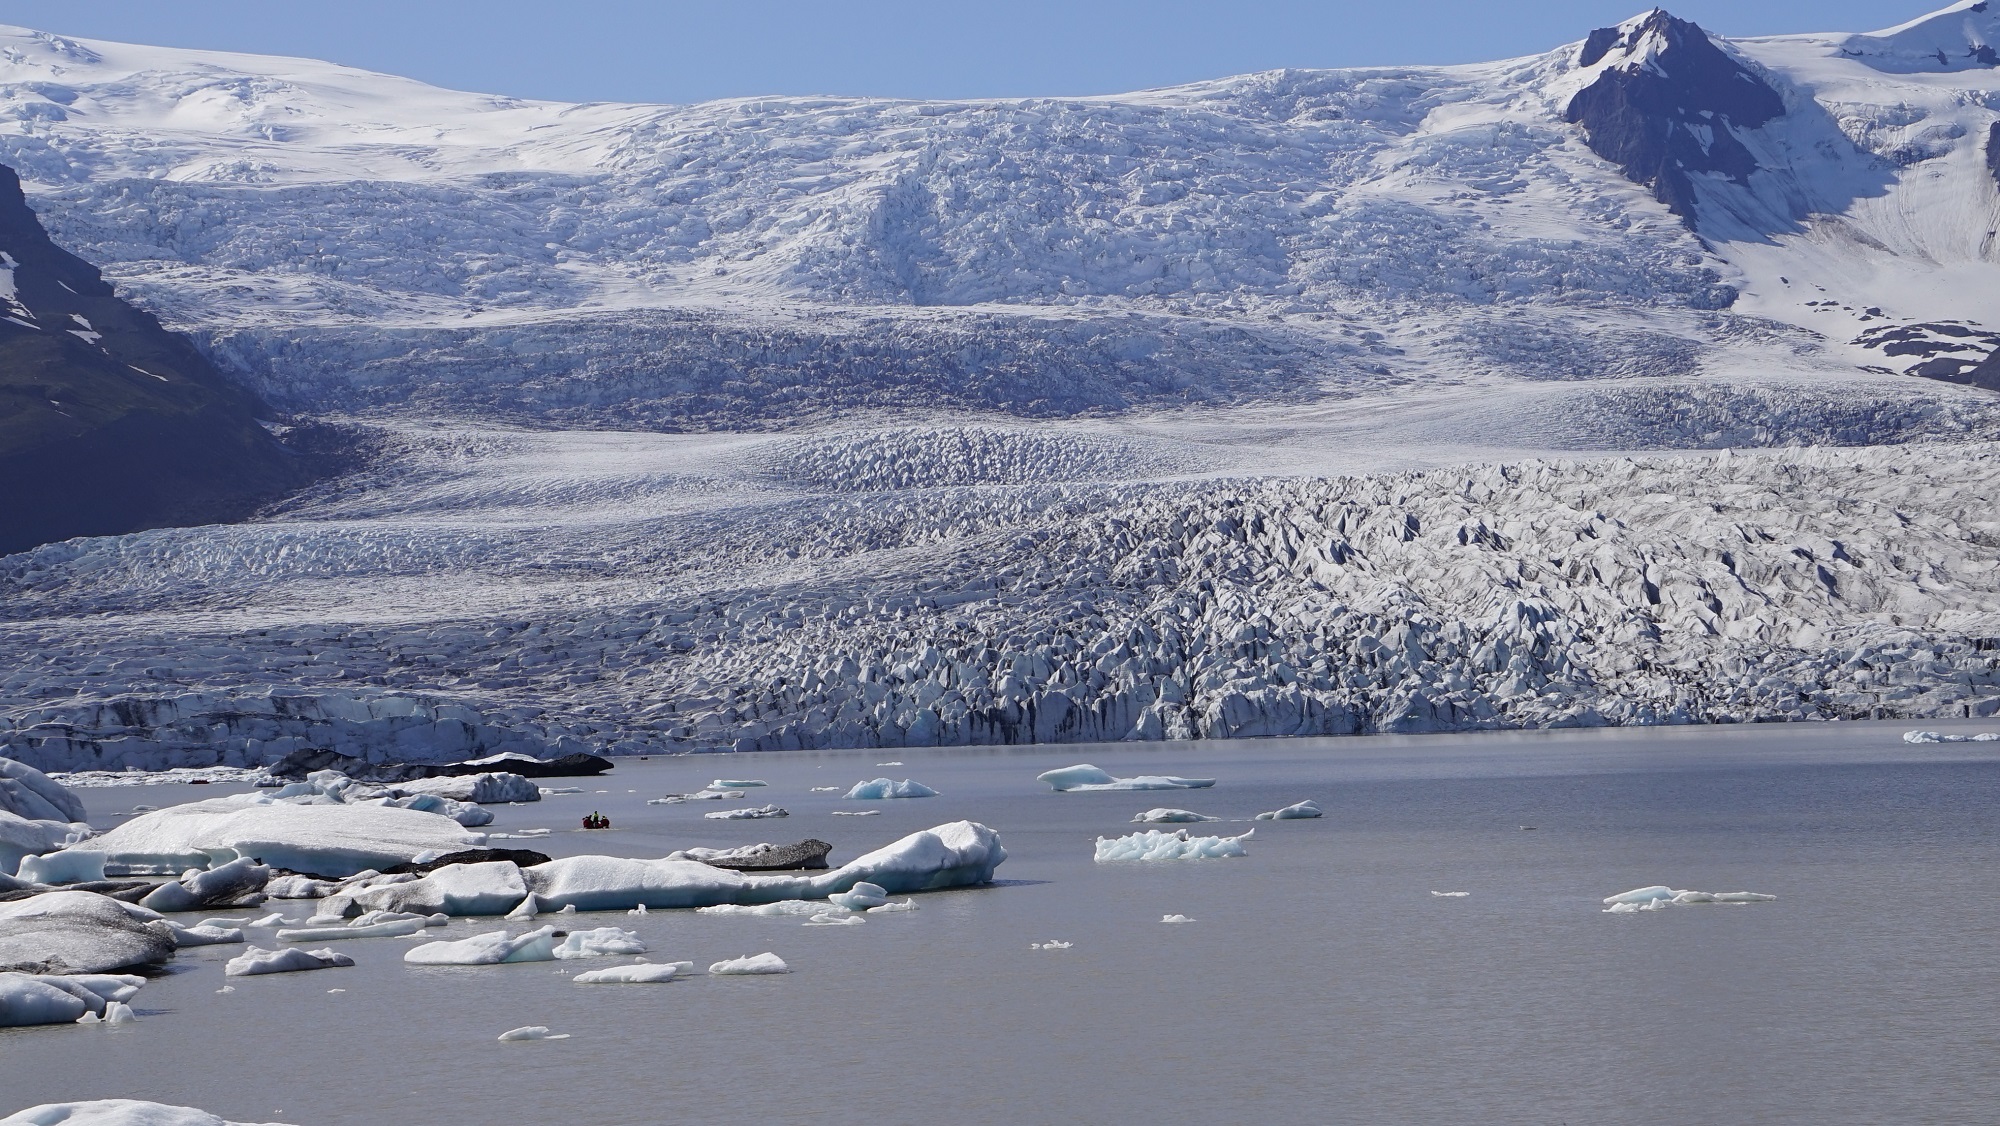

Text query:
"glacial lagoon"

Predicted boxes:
[[6, 719, 1999, 1125]]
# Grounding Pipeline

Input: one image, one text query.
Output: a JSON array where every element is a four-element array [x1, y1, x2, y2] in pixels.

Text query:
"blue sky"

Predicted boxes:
[[0, 1, 1947, 104]]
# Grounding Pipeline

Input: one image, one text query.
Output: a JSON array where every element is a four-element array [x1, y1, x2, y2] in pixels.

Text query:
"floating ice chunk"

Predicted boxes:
[[1094, 828, 1251, 861], [540, 787, 586, 796], [804, 913, 863, 926], [1431, 891, 1471, 898], [710, 780, 767, 790], [490, 828, 553, 838], [867, 899, 918, 914], [167, 923, 244, 947], [0, 891, 179, 975], [1, 815, 90, 881], [0, 972, 87, 1026], [704, 805, 789, 820], [693, 790, 746, 800], [646, 797, 686, 806], [1161, 914, 1195, 924], [0, 1100, 297, 1125], [696, 900, 827, 917], [498, 1025, 569, 1042], [332, 861, 528, 918], [844, 778, 938, 800], [396, 773, 540, 805], [628, 904, 647, 916], [140, 857, 270, 914], [1131, 808, 1221, 823], [265, 876, 336, 900], [808, 787, 842, 793], [224, 946, 354, 976], [1037, 764, 1215, 792], [709, 953, 788, 975], [827, 882, 889, 911], [876, 762, 904, 767], [74, 800, 483, 879], [573, 962, 683, 984], [0, 758, 87, 824], [103, 1000, 137, 1024], [1903, 730, 2000, 744], [276, 919, 424, 942], [405, 926, 560, 965], [1030, 941, 1072, 950], [248, 913, 290, 927], [830, 810, 879, 817], [15, 850, 105, 885], [554, 927, 646, 959], [10, 973, 144, 1023], [1602, 886, 1778, 912], [1255, 800, 1322, 821]]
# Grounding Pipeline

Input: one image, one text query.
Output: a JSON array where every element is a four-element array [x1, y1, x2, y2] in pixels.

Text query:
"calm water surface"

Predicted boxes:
[[4, 720, 1999, 1125]]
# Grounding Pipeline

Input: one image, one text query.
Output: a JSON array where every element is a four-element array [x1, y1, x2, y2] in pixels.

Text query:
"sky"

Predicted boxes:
[[0, 1, 1951, 104]]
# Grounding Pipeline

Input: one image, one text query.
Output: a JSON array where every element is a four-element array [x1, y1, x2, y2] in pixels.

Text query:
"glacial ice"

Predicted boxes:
[[0, 891, 178, 974], [224, 946, 355, 976], [868, 900, 918, 914], [0, 759, 86, 825], [0, 814, 89, 879], [139, 857, 270, 913], [843, 778, 938, 800], [573, 962, 686, 984], [0, 971, 88, 1026], [1161, 914, 1195, 924], [703, 805, 789, 820], [830, 811, 879, 817], [1431, 891, 1471, 898], [14, 849, 105, 885], [696, 901, 828, 917], [393, 772, 540, 805], [1255, 800, 1323, 820], [1601, 886, 1779, 912], [710, 780, 766, 789], [497, 1025, 568, 1042], [804, 913, 864, 926], [322, 861, 528, 918], [0, 1101, 296, 1126], [1094, 828, 1253, 862], [275, 919, 424, 942], [827, 882, 889, 911], [554, 928, 647, 959], [71, 798, 485, 878], [1132, 809, 1221, 823], [165, 923, 243, 947], [1903, 730, 2000, 744], [1030, 941, 1072, 950], [1038, 765, 1216, 793], [708, 953, 788, 975], [405, 926, 559, 965]]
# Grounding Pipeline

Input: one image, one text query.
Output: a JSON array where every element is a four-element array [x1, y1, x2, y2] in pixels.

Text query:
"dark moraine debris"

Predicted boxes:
[[1988, 122, 2000, 189], [437, 753, 613, 779], [378, 848, 554, 876], [0, 891, 178, 975], [1564, 10, 1787, 225], [702, 840, 834, 871], [264, 748, 613, 784]]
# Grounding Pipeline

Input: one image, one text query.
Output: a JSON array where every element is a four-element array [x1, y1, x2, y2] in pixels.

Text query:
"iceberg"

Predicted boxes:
[[0, 814, 89, 879], [71, 799, 485, 878], [1903, 730, 2000, 744], [573, 962, 687, 984], [320, 861, 528, 918], [867, 899, 918, 914], [0, 891, 178, 974], [803, 913, 863, 926], [710, 780, 767, 789], [696, 900, 828, 917], [0, 972, 90, 1026], [497, 1025, 569, 1042], [708, 952, 788, 975], [703, 805, 789, 820], [165, 923, 244, 947], [1030, 940, 1072, 950], [394, 773, 540, 805], [139, 857, 271, 914], [843, 778, 938, 800], [14, 849, 106, 885], [405, 926, 560, 965], [554, 927, 647, 959], [224, 946, 355, 976], [0, 1101, 296, 1125], [1037, 764, 1215, 792], [276, 919, 425, 941], [830, 810, 879, 817], [1161, 914, 1195, 923], [0, 759, 86, 825], [521, 820, 1005, 911], [827, 882, 889, 911], [1431, 891, 1471, 898], [1131, 809, 1221, 823], [1093, 828, 1252, 861], [1602, 885, 1778, 912], [1254, 800, 1323, 820]]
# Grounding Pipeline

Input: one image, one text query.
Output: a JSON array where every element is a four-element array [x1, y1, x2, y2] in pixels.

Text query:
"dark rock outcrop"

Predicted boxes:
[[264, 748, 612, 784], [0, 164, 330, 556], [437, 753, 613, 779], [1988, 122, 2000, 189], [378, 848, 554, 876], [1565, 10, 1787, 225]]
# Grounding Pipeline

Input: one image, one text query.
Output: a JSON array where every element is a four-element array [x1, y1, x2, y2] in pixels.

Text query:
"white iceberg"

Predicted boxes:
[[14, 849, 105, 885], [275, 919, 424, 942], [0, 815, 90, 880], [72, 799, 484, 878], [1131, 809, 1221, 824], [1601, 885, 1778, 912], [1431, 891, 1470, 898], [497, 1025, 568, 1042], [1093, 828, 1252, 861], [0, 1103, 295, 1126], [709, 780, 767, 790], [521, 820, 1005, 911], [696, 900, 828, 917], [395, 773, 540, 805], [405, 926, 560, 965], [0, 759, 86, 825], [827, 882, 888, 911], [867, 899, 918, 914], [573, 962, 687, 984], [803, 913, 863, 926], [1037, 764, 1215, 792], [1255, 800, 1322, 820], [554, 927, 647, 959], [224, 946, 355, 976], [1161, 914, 1195, 924], [703, 805, 789, 820], [139, 857, 271, 914], [0, 891, 178, 975], [1030, 940, 1072, 950], [1, 972, 91, 1026], [1903, 730, 2000, 744], [323, 861, 528, 918], [843, 778, 938, 800], [809, 787, 841, 793], [830, 810, 879, 817], [166, 923, 243, 947], [708, 952, 788, 975]]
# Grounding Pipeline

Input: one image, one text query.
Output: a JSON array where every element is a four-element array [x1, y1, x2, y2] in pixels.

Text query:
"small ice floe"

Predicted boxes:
[[101, 1001, 138, 1025], [830, 810, 880, 817], [703, 804, 789, 820], [876, 762, 904, 767], [16, 850, 105, 885], [711, 780, 767, 789], [498, 1025, 569, 1042], [867, 899, 918, 914], [1601, 886, 1778, 913], [1903, 730, 2000, 744], [804, 913, 864, 926], [646, 796, 687, 805], [1094, 828, 1252, 862], [628, 904, 648, 916], [828, 882, 889, 911], [1161, 914, 1195, 924], [0, 972, 145, 1027], [1030, 940, 1072, 950], [489, 828, 553, 838], [326, 988, 345, 994], [167, 923, 244, 947], [573, 962, 689, 984], [276, 918, 425, 942], [1431, 891, 1471, 898], [248, 913, 293, 927], [225, 946, 356, 977], [1037, 764, 1215, 792], [1132, 808, 1222, 823], [697, 900, 827, 917], [1255, 800, 1322, 820], [540, 787, 586, 796], [709, 952, 789, 975], [693, 790, 747, 800], [215, 986, 234, 994], [406, 926, 557, 965], [809, 786, 842, 792], [844, 778, 938, 800]]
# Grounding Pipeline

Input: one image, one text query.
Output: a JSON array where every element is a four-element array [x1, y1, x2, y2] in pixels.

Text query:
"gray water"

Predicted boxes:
[[6, 720, 2000, 1125]]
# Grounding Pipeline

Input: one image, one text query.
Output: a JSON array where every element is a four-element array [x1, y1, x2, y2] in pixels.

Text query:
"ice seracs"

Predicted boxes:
[[1094, 828, 1252, 861], [1038, 765, 1216, 793], [843, 778, 938, 800]]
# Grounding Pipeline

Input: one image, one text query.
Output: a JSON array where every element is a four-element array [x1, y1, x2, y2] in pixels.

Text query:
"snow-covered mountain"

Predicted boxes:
[[4, 6, 2000, 767]]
